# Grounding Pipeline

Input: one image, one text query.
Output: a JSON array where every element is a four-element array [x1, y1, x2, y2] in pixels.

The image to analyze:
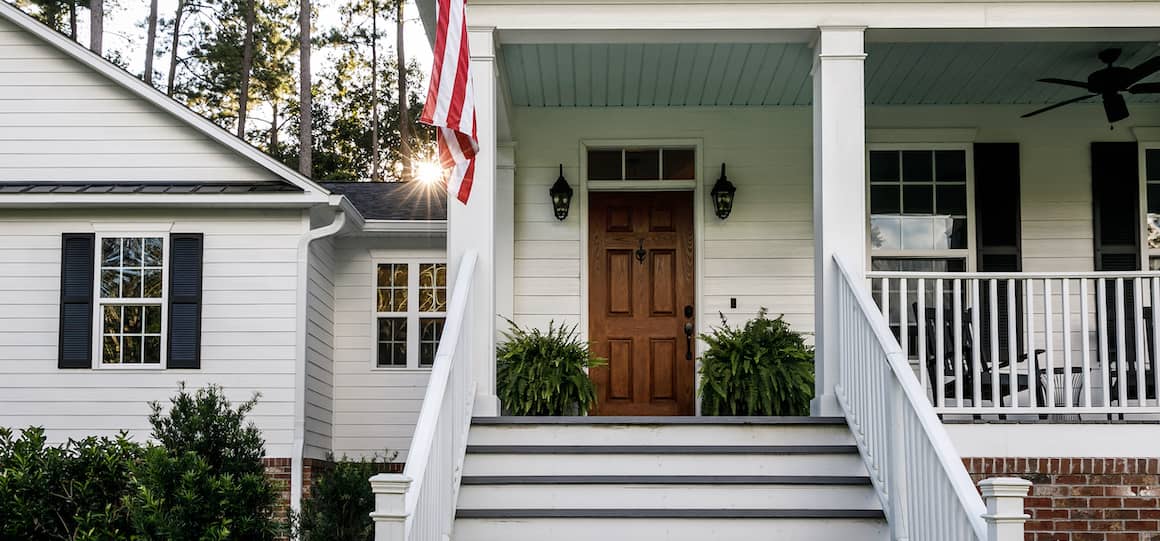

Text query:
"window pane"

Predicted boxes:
[[902, 185, 934, 215], [870, 185, 900, 215], [144, 336, 161, 364], [377, 290, 391, 312], [1148, 214, 1160, 249], [143, 269, 163, 298], [144, 238, 163, 266], [145, 305, 162, 334], [936, 185, 967, 216], [587, 149, 622, 180], [901, 217, 935, 250], [377, 263, 407, 288], [103, 336, 121, 364], [662, 149, 696, 180], [123, 305, 142, 333], [419, 318, 445, 367], [121, 269, 141, 298], [1146, 149, 1160, 181], [901, 151, 933, 182], [948, 217, 968, 249], [101, 269, 120, 298], [625, 149, 660, 180], [419, 263, 448, 312], [935, 150, 966, 182], [376, 318, 407, 367], [102, 238, 120, 267], [391, 289, 408, 312], [123, 336, 142, 364], [870, 216, 901, 250], [103, 306, 121, 334], [123, 238, 142, 267], [869, 151, 899, 182]]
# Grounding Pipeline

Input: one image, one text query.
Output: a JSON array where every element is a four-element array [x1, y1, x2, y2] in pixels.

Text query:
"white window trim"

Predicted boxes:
[[91, 233, 169, 369], [580, 139, 702, 192], [369, 258, 448, 371], [1139, 141, 1160, 269], [866, 142, 977, 272]]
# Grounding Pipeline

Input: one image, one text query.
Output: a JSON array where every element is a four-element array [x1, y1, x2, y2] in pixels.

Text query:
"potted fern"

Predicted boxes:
[[496, 320, 605, 416], [699, 309, 815, 416]]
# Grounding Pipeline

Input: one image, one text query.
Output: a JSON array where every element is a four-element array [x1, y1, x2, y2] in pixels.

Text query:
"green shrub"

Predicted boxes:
[[497, 319, 605, 416], [292, 454, 397, 541], [0, 427, 142, 540], [699, 309, 815, 416], [126, 384, 283, 541]]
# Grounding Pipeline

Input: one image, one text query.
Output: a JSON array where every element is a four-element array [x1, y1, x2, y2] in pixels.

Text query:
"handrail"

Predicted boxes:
[[868, 270, 1160, 280], [835, 255, 988, 540], [400, 249, 478, 540]]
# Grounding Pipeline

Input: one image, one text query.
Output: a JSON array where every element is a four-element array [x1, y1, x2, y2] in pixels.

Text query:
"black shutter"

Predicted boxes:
[[58, 234, 95, 368], [974, 143, 1023, 363], [1091, 142, 1141, 368], [167, 233, 204, 369]]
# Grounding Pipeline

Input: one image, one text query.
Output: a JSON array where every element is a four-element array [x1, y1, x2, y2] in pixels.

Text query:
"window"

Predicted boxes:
[[375, 261, 447, 368], [869, 147, 971, 270], [586, 147, 696, 181], [97, 236, 165, 365], [1144, 148, 1160, 269]]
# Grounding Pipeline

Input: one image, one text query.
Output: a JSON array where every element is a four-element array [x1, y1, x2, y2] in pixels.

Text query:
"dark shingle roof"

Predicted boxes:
[[0, 181, 301, 194], [323, 181, 447, 221]]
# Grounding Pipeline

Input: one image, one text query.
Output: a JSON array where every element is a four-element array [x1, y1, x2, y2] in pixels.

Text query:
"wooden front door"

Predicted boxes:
[[588, 191, 695, 416]]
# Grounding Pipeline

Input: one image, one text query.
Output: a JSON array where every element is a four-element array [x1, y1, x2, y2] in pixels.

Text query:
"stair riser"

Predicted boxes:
[[453, 518, 889, 541], [457, 484, 880, 510], [462, 453, 868, 476], [467, 424, 855, 447]]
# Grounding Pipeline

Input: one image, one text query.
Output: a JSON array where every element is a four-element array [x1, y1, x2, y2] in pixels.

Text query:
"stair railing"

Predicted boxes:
[[371, 250, 478, 541], [834, 254, 988, 541]]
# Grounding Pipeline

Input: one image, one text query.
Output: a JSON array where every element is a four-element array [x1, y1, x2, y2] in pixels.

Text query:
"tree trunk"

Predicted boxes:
[[88, 0, 102, 54], [297, 0, 312, 176], [395, 0, 412, 181], [270, 101, 280, 151], [166, 0, 185, 96], [143, 0, 158, 84], [370, 0, 380, 181], [68, 0, 77, 40], [237, 0, 256, 138]]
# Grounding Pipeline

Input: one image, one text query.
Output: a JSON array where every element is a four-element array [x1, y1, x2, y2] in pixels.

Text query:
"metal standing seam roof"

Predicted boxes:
[[0, 182, 303, 194]]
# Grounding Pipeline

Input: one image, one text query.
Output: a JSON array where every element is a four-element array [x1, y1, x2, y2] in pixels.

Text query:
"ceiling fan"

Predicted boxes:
[[1022, 48, 1160, 123]]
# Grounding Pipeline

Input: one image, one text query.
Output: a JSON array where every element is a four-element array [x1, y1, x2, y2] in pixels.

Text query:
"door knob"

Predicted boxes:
[[684, 322, 695, 360]]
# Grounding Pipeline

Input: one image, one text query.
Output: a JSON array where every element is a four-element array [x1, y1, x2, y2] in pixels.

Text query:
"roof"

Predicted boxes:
[[0, 2, 330, 201], [322, 182, 448, 221], [0, 182, 300, 194]]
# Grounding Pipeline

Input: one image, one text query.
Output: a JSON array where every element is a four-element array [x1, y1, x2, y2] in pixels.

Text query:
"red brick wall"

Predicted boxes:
[[963, 457, 1160, 541]]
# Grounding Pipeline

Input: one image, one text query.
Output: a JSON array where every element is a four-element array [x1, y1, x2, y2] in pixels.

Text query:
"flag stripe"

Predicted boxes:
[[420, 0, 478, 203]]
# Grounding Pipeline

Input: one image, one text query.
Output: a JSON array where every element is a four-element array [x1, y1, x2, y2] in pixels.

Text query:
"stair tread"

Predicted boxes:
[[461, 475, 873, 485], [472, 416, 847, 426], [455, 509, 886, 519], [465, 444, 859, 454]]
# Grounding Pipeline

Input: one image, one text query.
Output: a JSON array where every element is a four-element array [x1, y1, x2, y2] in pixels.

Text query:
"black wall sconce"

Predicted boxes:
[[549, 164, 573, 221], [711, 163, 736, 220]]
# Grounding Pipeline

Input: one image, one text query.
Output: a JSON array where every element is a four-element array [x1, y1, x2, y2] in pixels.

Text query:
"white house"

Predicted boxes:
[[1, 0, 1159, 538]]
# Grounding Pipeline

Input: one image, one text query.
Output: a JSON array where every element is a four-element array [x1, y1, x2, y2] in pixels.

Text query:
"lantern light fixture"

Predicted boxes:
[[711, 163, 737, 220], [549, 164, 573, 221]]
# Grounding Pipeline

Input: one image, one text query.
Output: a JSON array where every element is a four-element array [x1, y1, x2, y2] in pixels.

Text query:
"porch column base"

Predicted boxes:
[[811, 393, 842, 417], [474, 393, 501, 417]]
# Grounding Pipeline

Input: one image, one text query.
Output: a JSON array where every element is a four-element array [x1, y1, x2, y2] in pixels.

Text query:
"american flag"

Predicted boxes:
[[419, 0, 478, 204]]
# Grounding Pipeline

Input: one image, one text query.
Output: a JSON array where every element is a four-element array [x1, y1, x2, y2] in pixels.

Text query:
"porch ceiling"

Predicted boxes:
[[500, 41, 1160, 107]]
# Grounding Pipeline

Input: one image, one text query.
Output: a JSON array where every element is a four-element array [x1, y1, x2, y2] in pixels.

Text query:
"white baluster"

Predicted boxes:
[[1116, 278, 1128, 407], [1153, 278, 1160, 407], [1098, 279, 1111, 408], [1080, 278, 1092, 408], [953, 279, 963, 408], [1134, 277, 1146, 409], [900, 278, 909, 365], [936, 279, 945, 409], [1007, 279, 1018, 409], [1061, 278, 1073, 410], [918, 278, 927, 396], [1044, 278, 1055, 409], [989, 279, 1000, 408], [1024, 279, 1038, 409], [971, 279, 982, 407]]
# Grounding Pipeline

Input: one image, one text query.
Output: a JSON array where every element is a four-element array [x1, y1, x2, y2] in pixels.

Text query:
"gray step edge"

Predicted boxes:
[[455, 509, 886, 519], [461, 475, 873, 485], [465, 444, 860, 455], [472, 416, 847, 426]]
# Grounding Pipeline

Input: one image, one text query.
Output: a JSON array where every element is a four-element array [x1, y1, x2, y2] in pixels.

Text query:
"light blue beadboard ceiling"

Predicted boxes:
[[500, 42, 1160, 107]]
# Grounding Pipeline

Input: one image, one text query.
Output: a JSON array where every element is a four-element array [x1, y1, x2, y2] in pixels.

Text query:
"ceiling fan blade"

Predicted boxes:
[[1129, 82, 1160, 94], [1021, 94, 1097, 118], [1128, 56, 1160, 84], [1038, 78, 1091, 90]]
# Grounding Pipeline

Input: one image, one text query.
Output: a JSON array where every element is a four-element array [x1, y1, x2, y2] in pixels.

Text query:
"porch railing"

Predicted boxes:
[[867, 270, 1160, 416], [835, 255, 988, 541], [371, 250, 478, 541]]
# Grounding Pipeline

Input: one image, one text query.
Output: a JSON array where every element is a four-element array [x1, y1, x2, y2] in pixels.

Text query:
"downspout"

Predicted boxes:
[[292, 205, 346, 515]]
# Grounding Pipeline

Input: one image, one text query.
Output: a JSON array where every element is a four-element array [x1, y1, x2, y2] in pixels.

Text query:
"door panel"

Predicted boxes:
[[589, 191, 695, 416]]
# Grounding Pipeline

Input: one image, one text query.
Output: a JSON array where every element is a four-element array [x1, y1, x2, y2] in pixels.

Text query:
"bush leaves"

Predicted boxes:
[[496, 319, 605, 416]]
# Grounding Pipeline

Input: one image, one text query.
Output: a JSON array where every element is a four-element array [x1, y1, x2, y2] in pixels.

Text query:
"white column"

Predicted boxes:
[[979, 477, 1032, 541], [369, 473, 411, 541], [811, 26, 867, 416], [449, 26, 500, 416]]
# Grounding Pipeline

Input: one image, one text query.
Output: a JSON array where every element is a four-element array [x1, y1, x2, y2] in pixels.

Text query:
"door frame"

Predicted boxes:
[[577, 138, 705, 415]]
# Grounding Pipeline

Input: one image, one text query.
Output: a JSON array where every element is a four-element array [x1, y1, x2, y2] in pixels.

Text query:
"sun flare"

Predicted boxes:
[[414, 160, 445, 185]]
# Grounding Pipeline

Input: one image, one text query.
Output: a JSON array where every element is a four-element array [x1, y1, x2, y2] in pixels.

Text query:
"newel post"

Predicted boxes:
[[979, 477, 1032, 541], [370, 473, 411, 541]]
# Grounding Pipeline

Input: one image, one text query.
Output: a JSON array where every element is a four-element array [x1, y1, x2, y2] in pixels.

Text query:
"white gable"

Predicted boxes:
[[0, 13, 318, 188]]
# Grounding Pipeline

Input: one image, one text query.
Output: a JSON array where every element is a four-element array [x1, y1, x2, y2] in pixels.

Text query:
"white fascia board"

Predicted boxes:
[[359, 220, 448, 234], [0, 2, 331, 201], [332, 194, 368, 229]]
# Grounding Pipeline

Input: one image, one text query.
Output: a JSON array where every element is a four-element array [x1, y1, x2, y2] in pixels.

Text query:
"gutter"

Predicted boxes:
[[291, 204, 347, 515]]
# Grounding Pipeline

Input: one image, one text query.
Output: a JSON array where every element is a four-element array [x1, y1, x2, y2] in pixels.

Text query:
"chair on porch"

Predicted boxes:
[[913, 304, 1035, 415], [1104, 306, 1158, 416]]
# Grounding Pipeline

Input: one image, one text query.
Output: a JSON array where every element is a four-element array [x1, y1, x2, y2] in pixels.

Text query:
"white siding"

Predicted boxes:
[[0, 208, 304, 457], [0, 17, 280, 183], [305, 236, 335, 460], [331, 235, 444, 461]]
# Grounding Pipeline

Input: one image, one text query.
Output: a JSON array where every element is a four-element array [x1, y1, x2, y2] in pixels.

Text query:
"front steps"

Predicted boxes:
[[452, 417, 888, 541]]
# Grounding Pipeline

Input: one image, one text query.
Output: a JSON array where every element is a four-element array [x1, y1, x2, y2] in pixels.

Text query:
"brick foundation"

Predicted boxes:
[[963, 457, 1160, 541], [262, 457, 404, 514]]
